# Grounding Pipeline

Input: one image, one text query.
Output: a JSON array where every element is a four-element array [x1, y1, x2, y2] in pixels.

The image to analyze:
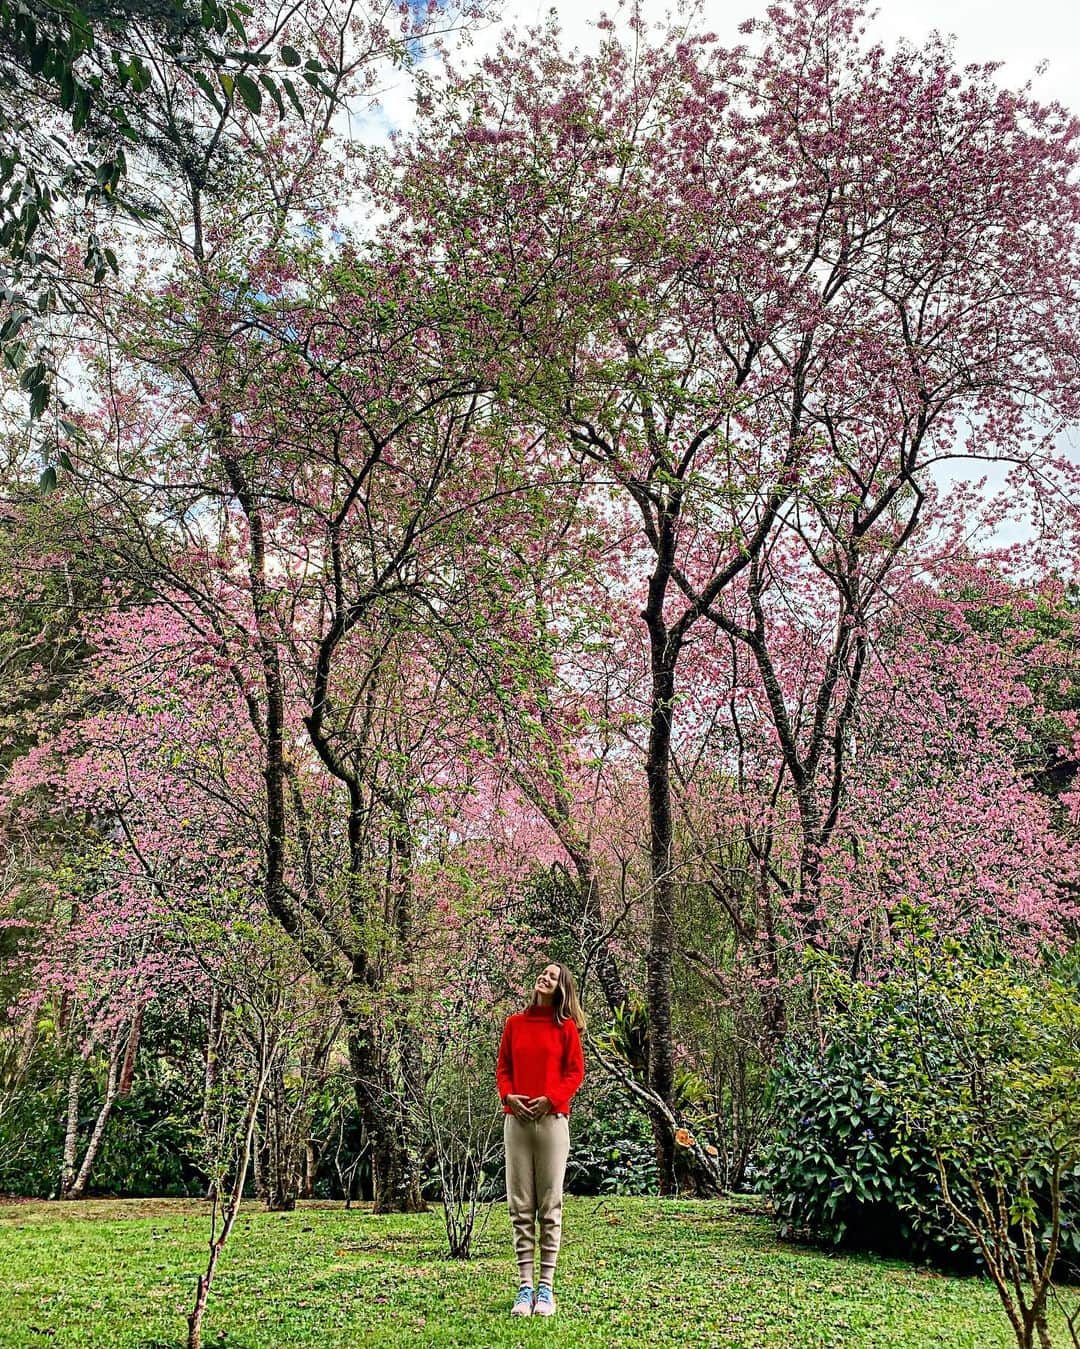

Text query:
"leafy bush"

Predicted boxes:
[[0, 1062, 65, 1196], [91, 1057, 202, 1197], [566, 1077, 658, 1196], [762, 933, 1080, 1281], [0, 1006, 206, 1198], [762, 1025, 967, 1263]]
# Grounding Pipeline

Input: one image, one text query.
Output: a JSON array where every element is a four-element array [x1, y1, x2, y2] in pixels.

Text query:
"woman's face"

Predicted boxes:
[[534, 963, 561, 997]]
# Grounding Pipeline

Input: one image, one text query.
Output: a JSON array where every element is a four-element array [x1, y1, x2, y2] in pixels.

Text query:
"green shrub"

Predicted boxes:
[[0, 1068, 65, 1196], [762, 936, 1080, 1277], [566, 1077, 658, 1196], [762, 1027, 968, 1263], [91, 1057, 202, 1197], [0, 1003, 208, 1198]]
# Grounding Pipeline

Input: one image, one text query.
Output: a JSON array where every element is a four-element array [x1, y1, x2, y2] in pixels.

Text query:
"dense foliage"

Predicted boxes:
[[764, 925, 1080, 1311], [764, 1016, 964, 1261], [1, 1, 1079, 1345]]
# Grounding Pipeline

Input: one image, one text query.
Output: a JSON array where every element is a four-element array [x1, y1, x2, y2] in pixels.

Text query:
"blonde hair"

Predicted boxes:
[[531, 963, 587, 1030]]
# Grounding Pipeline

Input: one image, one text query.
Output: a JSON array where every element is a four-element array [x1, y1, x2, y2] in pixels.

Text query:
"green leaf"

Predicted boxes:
[[71, 90, 90, 133], [39, 465, 57, 493], [21, 361, 46, 391], [29, 38, 50, 76], [233, 72, 262, 114], [281, 77, 305, 119], [129, 57, 152, 94], [280, 44, 301, 66], [202, 1, 228, 36], [192, 70, 224, 115], [4, 341, 27, 371], [259, 73, 284, 118], [59, 67, 76, 111], [0, 312, 28, 343]]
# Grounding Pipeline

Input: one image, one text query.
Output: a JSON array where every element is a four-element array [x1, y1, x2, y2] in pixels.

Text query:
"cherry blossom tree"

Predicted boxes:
[[384, 0, 1080, 1189], [4, 0, 1078, 1222], [13, 0, 506, 1209]]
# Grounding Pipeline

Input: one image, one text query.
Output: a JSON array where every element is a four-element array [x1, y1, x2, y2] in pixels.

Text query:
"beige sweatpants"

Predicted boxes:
[[503, 1113, 571, 1287]]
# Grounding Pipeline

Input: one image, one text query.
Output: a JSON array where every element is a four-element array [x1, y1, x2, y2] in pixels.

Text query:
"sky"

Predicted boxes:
[[504, 0, 1079, 104]]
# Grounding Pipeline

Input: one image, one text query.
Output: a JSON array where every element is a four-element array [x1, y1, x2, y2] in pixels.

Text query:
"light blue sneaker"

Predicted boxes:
[[534, 1283, 556, 1317], [511, 1283, 534, 1317]]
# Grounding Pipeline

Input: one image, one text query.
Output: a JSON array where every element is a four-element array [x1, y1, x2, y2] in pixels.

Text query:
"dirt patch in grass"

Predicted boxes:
[[0, 1197, 369, 1227]]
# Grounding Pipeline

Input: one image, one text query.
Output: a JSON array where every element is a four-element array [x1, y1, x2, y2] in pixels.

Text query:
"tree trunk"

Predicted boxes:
[[66, 1037, 124, 1200], [118, 1007, 143, 1096], [346, 1021, 425, 1214], [1034, 1307, 1051, 1349], [252, 1132, 267, 1201], [186, 1047, 270, 1349], [264, 1063, 299, 1211], [201, 989, 223, 1132], [639, 549, 726, 1199], [644, 591, 679, 1194], [390, 802, 427, 1151], [759, 887, 788, 1043], [369, 1125, 425, 1215], [59, 1062, 82, 1198], [301, 1141, 319, 1199], [187, 1247, 221, 1349]]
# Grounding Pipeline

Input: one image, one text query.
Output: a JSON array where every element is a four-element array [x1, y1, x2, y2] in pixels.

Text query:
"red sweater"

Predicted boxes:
[[496, 1005, 585, 1115]]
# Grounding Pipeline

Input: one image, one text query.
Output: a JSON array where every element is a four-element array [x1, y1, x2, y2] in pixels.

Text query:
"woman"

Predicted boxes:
[[496, 961, 586, 1319]]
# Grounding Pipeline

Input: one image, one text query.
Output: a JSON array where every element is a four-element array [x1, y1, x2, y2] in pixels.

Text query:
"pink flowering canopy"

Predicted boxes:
[[1, 0, 1078, 1212]]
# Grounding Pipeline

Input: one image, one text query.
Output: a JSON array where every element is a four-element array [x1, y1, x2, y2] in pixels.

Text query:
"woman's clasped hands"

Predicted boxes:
[[505, 1093, 553, 1119]]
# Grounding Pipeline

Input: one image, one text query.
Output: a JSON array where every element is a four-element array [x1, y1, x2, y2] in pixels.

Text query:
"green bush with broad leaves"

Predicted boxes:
[[873, 922, 1080, 1349], [566, 1076, 658, 1196], [0, 1008, 206, 1199], [761, 1003, 967, 1262], [762, 915, 1080, 1294]]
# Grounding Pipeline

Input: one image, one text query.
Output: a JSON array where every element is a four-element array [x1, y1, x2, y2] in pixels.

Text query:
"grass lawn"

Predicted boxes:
[[0, 1193, 1065, 1348]]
